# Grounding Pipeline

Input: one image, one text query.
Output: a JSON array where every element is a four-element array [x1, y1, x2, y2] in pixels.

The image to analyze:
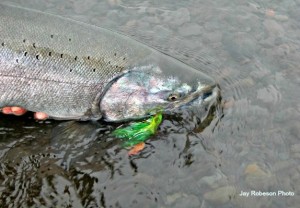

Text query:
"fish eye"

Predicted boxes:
[[168, 93, 180, 101]]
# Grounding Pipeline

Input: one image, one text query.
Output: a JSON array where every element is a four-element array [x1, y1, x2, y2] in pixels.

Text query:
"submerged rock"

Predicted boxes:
[[244, 163, 275, 189], [204, 186, 236, 204], [178, 23, 202, 37]]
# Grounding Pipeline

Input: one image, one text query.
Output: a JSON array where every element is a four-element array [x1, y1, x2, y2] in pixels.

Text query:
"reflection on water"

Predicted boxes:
[[1, 0, 300, 207], [0, 102, 219, 207]]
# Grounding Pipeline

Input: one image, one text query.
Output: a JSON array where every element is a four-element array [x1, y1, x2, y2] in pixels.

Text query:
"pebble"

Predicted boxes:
[[250, 67, 271, 79], [274, 44, 290, 58], [222, 32, 257, 62], [274, 14, 289, 22], [166, 192, 182, 204], [290, 122, 300, 140], [167, 193, 200, 208], [125, 20, 137, 28], [163, 8, 190, 26], [244, 163, 275, 189], [174, 195, 200, 208], [72, 0, 97, 14], [142, 16, 160, 24], [135, 173, 155, 186], [247, 2, 263, 14], [256, 85, 281, 104], [293, 153, 300, 159], [107, 0, 121, 6], [203, 186, 236, 204], [238, 78, 255, 88], [178, 23, 202, 37], [106, 10, 126, 22], [291, 144, 300, 153], [202, 32, 222, 46], [273, 160, 293, 173], [197, 170, 228, 189], [233, 194, 272, 208], [275, 108, 299, 123], [244, 163, 268, 176], [263, 19, 285, 37]]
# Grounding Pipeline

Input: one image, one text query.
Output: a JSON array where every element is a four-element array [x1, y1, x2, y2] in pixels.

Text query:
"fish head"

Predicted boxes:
[[100, 55, 218, 122]]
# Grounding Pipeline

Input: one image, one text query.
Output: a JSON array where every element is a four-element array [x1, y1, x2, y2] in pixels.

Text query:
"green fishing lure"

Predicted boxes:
[[112, 113, 163, 147]]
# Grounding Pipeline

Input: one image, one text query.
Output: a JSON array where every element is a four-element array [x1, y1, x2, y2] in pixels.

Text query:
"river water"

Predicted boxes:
[[0, 0, 300, 207]]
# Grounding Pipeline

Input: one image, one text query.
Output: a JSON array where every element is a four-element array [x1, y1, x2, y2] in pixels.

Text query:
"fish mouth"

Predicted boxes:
[[168, 83, 219, 110]]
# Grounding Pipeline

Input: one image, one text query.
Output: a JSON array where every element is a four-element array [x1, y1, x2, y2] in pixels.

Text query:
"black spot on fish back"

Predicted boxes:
[[33, 43, 36, 48], [23, 39, 26, 43], [50, 34, 54, 38], [1, 42, 4, 47], [36, 55, 39, 60]]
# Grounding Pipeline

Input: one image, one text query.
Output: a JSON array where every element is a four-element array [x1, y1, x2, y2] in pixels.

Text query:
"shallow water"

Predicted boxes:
[[1, 0, 300, 207]]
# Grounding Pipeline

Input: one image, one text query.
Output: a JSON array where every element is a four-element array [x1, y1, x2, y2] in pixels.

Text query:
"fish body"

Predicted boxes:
[[0, 3, 217, 121]]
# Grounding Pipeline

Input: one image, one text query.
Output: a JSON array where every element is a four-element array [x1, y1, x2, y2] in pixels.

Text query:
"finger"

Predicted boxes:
[[2, 107, 13, 114], [34, 112, 49, 120], [11, 107, 27, 116]]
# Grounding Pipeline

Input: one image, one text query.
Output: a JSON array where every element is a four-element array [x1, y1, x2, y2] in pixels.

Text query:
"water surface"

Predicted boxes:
[[1, 0, 300, 207]]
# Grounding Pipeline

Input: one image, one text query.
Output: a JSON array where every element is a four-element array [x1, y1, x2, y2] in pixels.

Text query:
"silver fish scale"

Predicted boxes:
[[0, 3, 152, 120]]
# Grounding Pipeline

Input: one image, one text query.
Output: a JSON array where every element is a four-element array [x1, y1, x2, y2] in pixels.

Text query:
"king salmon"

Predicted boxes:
[[0, 3, 218, 121]]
